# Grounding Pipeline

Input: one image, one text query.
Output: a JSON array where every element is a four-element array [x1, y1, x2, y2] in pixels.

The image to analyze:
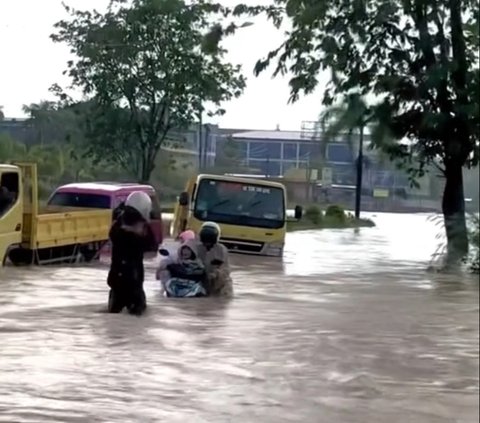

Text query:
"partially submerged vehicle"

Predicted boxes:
[[0, 163, 112, 266], [171, 174, 302, 257], [47, 181, 164, 250]]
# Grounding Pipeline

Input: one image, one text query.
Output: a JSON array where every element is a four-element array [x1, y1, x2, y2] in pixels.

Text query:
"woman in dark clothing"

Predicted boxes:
[[107, 192, 155, 315]]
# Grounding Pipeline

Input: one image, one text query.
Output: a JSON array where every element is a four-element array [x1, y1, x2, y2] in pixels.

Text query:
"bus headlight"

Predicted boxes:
[[264, 242, 284, 257]]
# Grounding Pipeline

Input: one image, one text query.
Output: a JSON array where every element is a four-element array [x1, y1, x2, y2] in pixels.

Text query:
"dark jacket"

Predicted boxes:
[[107, 206, 155, 290]]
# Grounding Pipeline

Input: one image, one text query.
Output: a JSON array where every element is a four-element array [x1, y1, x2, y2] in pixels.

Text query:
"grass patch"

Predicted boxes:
[[287, 215, 375, 231], [162, 203, 376, 231], [287, 204, 375, 232]]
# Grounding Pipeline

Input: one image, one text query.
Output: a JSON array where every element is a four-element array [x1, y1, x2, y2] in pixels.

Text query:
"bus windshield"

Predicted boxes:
[[193, 179, 285, 229]]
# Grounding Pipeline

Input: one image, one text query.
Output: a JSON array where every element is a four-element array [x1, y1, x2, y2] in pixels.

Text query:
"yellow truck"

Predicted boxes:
[[0, 163, 113, 266], [171, 174, 302, 257]]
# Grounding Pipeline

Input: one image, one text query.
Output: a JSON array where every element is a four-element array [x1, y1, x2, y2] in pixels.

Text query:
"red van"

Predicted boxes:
[[47, 182, 163, 250]]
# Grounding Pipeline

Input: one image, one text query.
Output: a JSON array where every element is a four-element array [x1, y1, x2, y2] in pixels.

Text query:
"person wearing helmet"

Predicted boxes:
[[107, 191, 155, 315], [196, 222, 233, 297]]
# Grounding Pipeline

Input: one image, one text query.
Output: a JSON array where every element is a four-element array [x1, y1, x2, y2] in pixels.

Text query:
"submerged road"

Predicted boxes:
[[0, 213, 478, 422]]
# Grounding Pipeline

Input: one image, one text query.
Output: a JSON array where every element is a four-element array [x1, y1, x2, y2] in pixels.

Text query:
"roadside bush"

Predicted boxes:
[[325, 204, 346, 222], [304, 205, 322, 224]]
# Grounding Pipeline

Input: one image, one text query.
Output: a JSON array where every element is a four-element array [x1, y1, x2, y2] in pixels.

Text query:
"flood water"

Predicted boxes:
[[0, 213, 478, 423]]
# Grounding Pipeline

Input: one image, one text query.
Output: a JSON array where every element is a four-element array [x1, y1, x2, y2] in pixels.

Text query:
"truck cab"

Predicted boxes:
[[1, 163, 113, 266], [172, 174, 302, 257], [0, 165, 23, 265]]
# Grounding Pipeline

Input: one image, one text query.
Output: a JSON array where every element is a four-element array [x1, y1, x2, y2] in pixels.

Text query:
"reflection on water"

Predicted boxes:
[[0, 213, 478, 422]]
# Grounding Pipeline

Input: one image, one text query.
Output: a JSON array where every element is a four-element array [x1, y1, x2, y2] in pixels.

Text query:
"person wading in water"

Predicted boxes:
[[107, 191, 156, 315]]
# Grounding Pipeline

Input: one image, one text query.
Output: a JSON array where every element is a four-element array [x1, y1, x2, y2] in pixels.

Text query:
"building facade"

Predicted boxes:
[[217, 129, 418, 194]]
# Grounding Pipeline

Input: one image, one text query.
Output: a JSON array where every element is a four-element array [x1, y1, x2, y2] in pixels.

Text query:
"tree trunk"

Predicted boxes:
[[139, 150, 156, 184], [442, 160, 469, 265]]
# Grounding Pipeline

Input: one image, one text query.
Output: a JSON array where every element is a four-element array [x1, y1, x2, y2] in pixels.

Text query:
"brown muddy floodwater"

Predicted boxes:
[[0, 213, 478, 423]]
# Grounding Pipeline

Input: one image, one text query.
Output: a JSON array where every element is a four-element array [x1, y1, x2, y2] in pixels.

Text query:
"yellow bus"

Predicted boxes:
[[171, 174, 302, 257]]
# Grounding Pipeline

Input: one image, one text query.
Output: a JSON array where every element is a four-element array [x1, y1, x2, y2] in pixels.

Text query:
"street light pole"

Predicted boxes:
[[354, 125, 364, 219], [198, 108, 203, 171]]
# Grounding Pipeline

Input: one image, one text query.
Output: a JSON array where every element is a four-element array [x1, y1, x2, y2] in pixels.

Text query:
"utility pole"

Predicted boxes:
[[198, 109, 203, 171], [354, 125, 364, 219], [203, 124, 211, 169]]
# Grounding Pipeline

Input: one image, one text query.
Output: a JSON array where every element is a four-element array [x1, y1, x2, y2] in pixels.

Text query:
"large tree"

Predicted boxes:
[[51, 0, 246, 182], [236, 0, 479, 264]]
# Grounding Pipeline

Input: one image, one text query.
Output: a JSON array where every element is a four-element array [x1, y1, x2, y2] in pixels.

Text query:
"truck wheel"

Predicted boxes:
[[82, 249, 99, 262], [80, 243, 102, 262], [8, 248, 34, 266]]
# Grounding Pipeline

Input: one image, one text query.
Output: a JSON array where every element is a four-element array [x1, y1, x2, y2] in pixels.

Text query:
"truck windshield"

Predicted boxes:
[[193, 179, 285, 229], [48, 192, 111, 209]]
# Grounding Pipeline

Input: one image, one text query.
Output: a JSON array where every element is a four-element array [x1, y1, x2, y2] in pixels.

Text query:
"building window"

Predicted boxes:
[[248, 159, 281, 177], [327, 144, 354, 163], [394, 173, 409, 188], [332, 164, 356, 185], [281, 161, 298, 175], [299, 143, 314, 160], [373, 171, 395, 187], [282, 143, 298, 161], [236, 140, 248, 156], [248, 141, 281, 159]]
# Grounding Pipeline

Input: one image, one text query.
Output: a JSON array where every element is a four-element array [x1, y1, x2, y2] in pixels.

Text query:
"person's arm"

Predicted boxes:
[[109, 220, 123, 243], [156, 257, 172, 280], [158, 256, 173, 271], [143, 224, 157, 252], [219, 245, 231, 270], [188, 264, 207, 280], [167, 263, 205, 281], [121, 222, 145, 235]]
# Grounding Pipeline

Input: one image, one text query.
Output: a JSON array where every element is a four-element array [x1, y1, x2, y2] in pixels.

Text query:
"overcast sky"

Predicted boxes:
[[0, 0, 329, 131]]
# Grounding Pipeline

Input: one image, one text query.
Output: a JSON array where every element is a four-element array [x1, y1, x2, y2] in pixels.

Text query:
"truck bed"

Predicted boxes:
[[22, 209, 113, 250]]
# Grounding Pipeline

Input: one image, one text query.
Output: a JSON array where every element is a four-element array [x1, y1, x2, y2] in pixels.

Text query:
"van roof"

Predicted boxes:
[[55, 182, 155, 193]]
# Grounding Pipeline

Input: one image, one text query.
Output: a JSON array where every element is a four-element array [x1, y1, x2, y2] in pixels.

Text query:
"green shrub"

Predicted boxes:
[[468, 214, 479, 273], [325, 204, 346, 222], [304, 205, 323, 224]]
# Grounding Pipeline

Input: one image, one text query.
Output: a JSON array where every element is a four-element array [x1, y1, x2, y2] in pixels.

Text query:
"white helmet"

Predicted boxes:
[[199, 221, 221, 245], [125, 191, 152, 221], [201, 221, 221, 235]]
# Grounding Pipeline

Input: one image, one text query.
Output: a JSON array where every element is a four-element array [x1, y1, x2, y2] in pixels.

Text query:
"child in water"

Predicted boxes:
[[164, 240, 207, 297], [156, 230, 195, 290]]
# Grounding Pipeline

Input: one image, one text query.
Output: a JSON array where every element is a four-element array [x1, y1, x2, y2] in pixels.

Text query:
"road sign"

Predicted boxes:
[[373, 188, 389, 198]]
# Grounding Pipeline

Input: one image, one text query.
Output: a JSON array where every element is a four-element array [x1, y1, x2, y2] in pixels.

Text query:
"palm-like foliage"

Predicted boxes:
[[22, 101, 58, 145]]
